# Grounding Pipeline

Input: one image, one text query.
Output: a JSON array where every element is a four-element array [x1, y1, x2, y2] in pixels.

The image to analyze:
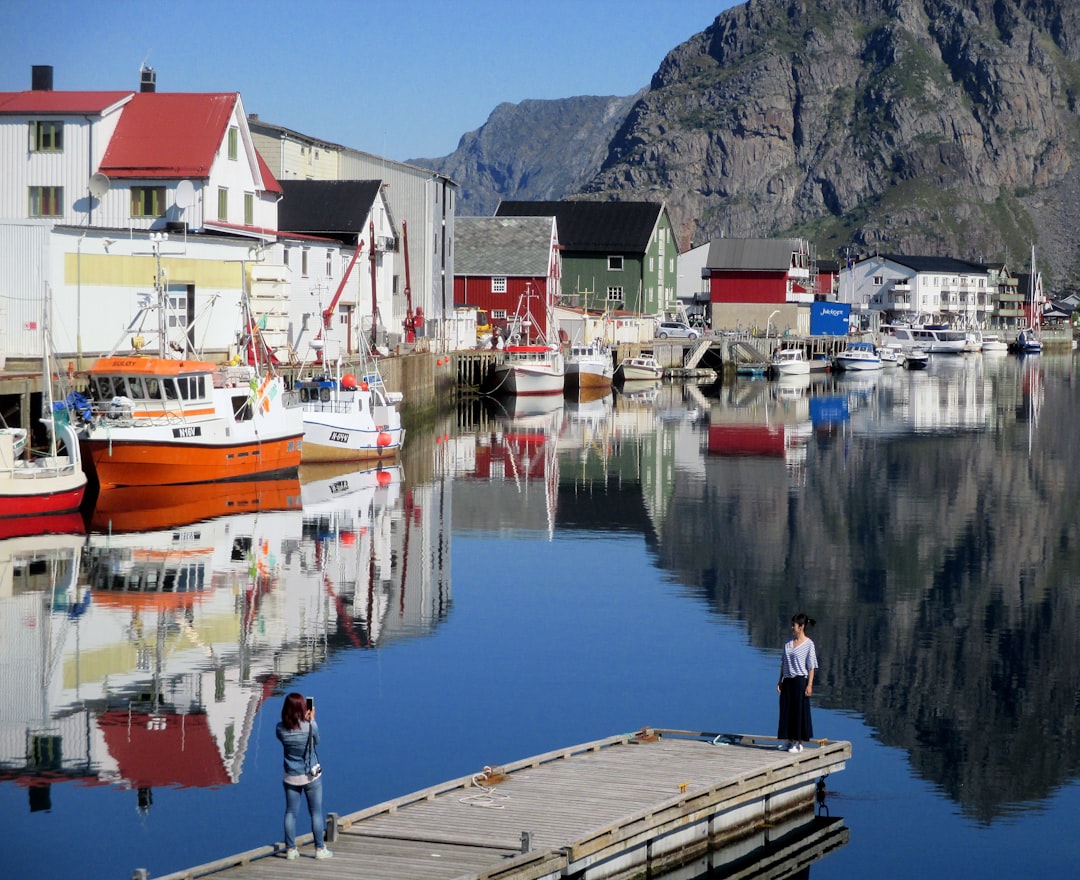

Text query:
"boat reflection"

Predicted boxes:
[[91, 476, 303, 532], [1, 457, 448, 811]]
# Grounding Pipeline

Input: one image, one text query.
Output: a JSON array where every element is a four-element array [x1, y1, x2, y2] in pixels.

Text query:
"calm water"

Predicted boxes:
[[3, 352, 1080, 880]]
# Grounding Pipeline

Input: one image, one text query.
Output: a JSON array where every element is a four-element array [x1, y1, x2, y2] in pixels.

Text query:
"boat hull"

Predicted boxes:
[[564, 361, 613, 392], [0, 470, 86, 517], [487, 364, 565, 396], [301, 420, 404, 463], [83, 434, 303, 488]]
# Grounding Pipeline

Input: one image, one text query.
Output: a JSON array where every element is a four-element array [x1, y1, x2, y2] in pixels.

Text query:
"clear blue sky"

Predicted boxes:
[[2, 0, 739, 161]]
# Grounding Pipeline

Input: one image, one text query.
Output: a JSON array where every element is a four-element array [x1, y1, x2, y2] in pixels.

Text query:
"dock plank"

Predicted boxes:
[[151, 730, 850, 880]]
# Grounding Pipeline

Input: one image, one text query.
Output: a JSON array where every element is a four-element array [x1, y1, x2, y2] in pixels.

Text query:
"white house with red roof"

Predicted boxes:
[[0, 65, 379, 364]]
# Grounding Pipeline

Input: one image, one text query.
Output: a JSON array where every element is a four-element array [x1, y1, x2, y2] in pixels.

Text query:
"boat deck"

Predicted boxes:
[[146, 728, 850, 880]]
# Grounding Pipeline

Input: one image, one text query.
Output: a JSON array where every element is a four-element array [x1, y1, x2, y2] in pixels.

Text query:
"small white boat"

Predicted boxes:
[[1014, 328, 1042, 354], [980, 333, 1009, 353], [834, 341, 882, 371], [880, 323, 967, 353], [902, 345, 929, 369], [770, 347, 811, 376], [878, 342, 903, 367], [614, 355, 663, 383]]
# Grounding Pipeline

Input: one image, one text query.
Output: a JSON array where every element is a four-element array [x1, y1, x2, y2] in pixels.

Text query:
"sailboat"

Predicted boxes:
[[79, 253, 304, 488], [1014, 246, 1043, 354], [1, 297, 87, 520]]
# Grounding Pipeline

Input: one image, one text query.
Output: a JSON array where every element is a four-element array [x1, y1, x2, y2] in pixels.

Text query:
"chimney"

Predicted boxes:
[[140, 65, 156, 93], [31, 65, 54, 91]]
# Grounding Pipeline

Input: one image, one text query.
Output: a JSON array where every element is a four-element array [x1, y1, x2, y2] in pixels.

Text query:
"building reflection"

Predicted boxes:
[[0, 461, 450, 812]]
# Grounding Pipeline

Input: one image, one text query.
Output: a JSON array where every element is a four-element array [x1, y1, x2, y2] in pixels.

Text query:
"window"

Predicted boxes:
[[217, 187, 228, 221], [28, 186, 63, 217], [244, 192, 253, 226], [326, 250, 333, 276], [228, 126, 239, 160], [492, 309, 507, 321], [492, 276, 507, 293], [29, 120, 63, 152], [608, 256, 623, 271], [283, 248, 290, 267], [606, 286, 624, 301], [873, 275, 884, 285], [131, 186, 166, 218], [301, 248, 309, 277]]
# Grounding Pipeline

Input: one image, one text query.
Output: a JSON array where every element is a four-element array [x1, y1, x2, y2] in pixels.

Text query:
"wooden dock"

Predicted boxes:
[[147, 728, 850, 880]]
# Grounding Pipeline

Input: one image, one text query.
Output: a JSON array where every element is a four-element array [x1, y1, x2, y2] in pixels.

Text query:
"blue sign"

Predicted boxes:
[[810, 301, 851, 336]]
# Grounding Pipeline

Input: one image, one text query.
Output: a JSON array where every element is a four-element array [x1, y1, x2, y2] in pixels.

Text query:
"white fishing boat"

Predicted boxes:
[[296, 360, 404, 463], [834, 341, 883, 371], [564, 342, 614, 394], [770, 347, 811, 376], [483, 283, 565, 396], [980, 333, 1009, 353], [614, 355, 663, 383]]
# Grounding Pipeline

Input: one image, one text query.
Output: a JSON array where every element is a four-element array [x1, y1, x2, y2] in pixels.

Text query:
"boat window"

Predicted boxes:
[[232, 395, 254, 422], [146, 378, 162, 400], [163, 379, 179, 400], [124, 377, 146, 399], [93, 376, 113, 399]]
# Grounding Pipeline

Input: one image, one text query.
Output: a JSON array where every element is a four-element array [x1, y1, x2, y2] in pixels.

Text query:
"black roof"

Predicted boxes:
[[278, 180, 383, 241], [495, 200, 662, 253], [876, 254, 988, 273]]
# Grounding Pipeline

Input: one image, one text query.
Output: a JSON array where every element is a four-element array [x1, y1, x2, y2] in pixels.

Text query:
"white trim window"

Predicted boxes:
[[608, 256, 623, 271], [492, 276, 507, 293]]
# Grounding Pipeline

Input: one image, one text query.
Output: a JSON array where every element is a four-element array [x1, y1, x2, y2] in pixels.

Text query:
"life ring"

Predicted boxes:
[[319, 387, 331, 403]]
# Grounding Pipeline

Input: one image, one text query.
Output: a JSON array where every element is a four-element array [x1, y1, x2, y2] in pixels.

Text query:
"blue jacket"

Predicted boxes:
[[276, 720, 319, 776]]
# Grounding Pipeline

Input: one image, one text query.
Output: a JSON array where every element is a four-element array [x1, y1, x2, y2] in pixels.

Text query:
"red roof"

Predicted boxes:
[[98, 710, 231, 788], [256, 148, 282, 194], [99, 92, 239, 179], [0, 90, 132, 114]]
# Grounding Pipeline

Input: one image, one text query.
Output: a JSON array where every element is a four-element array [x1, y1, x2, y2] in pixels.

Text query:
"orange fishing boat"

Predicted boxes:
[[80, 356, 303, 488]]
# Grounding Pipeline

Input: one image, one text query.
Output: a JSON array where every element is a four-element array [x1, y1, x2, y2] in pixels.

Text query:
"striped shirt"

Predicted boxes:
[[781, 638, 818, 679]]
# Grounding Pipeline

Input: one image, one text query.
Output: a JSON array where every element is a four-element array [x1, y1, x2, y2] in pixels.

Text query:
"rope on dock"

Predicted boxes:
[[459, 765, 511, 809]]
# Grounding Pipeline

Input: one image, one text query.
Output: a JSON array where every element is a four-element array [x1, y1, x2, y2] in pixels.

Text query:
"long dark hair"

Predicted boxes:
[[281, 692, 307, 730], [792, 612, 816, 628]]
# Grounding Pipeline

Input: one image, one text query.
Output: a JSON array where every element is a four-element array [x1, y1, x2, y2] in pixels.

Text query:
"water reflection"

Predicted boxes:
[[661, 355, 1079, 822], [0, 461, 448, 813]]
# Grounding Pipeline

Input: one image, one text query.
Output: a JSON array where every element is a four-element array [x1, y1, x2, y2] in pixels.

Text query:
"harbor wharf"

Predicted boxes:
[[143, 728, 850, 880]]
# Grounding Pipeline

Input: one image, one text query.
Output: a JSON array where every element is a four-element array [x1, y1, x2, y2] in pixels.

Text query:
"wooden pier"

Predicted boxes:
[[147, 728, 850, 880]]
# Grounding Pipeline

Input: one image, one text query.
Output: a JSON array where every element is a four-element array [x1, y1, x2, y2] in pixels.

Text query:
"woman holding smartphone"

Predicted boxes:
[[275, 692, 332, 860]]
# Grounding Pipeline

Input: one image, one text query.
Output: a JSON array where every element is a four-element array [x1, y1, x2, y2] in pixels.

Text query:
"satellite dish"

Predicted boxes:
[[88, 173, 110, 198], [175, 179, 195, 210]]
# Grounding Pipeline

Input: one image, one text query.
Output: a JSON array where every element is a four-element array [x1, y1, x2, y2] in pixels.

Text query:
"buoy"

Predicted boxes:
[[377, 470, 391, 487], [377, 431, 393, 447], [340, 530, 356, 546], [341, 373, 357, 389], [360, 381, 369, 391]]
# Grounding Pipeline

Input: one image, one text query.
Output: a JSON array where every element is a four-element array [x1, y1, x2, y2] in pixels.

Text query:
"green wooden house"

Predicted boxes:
[[495, 200, 677, 317]]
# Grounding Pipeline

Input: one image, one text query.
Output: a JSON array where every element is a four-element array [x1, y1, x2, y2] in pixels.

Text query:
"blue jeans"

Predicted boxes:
[[283, 776, 324, 849]]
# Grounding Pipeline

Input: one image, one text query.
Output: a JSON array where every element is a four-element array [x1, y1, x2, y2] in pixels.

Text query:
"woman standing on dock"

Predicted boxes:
[[276, 693, 332, 860], [777, 613, 818, 753]]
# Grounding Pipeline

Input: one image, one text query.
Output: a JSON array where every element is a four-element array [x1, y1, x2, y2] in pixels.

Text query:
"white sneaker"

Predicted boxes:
[[788, 742, 802, 753], [315, 848, 333, 860], [285, 848, 299, 860]]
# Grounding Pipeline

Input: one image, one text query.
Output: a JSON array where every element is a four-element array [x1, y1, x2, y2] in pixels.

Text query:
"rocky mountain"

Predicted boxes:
[[414, 0, 1080, 291], [408, 94, 640, 217]]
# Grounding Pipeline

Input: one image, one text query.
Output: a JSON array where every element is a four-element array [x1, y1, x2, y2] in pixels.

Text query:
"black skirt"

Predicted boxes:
[[777, 675, 813, 741]]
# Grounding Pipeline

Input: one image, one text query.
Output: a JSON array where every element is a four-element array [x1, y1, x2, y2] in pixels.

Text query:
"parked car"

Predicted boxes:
[[655, 321, 699, 340]]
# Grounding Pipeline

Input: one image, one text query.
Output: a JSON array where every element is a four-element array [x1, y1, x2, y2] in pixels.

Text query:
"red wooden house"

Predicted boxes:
[[454, 216, 560, 342], [703, 237, 814, 332]]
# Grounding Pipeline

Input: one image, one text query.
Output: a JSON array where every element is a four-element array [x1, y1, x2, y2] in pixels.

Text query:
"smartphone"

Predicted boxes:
[[306, 697, 314, 711]]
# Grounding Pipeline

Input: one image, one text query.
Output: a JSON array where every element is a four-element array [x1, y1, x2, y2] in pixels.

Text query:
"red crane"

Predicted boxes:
[[401, 220, 416, 343]]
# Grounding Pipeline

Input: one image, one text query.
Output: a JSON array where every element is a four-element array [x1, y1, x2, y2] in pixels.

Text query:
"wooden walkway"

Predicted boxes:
[[150, 728, 850, 880]]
